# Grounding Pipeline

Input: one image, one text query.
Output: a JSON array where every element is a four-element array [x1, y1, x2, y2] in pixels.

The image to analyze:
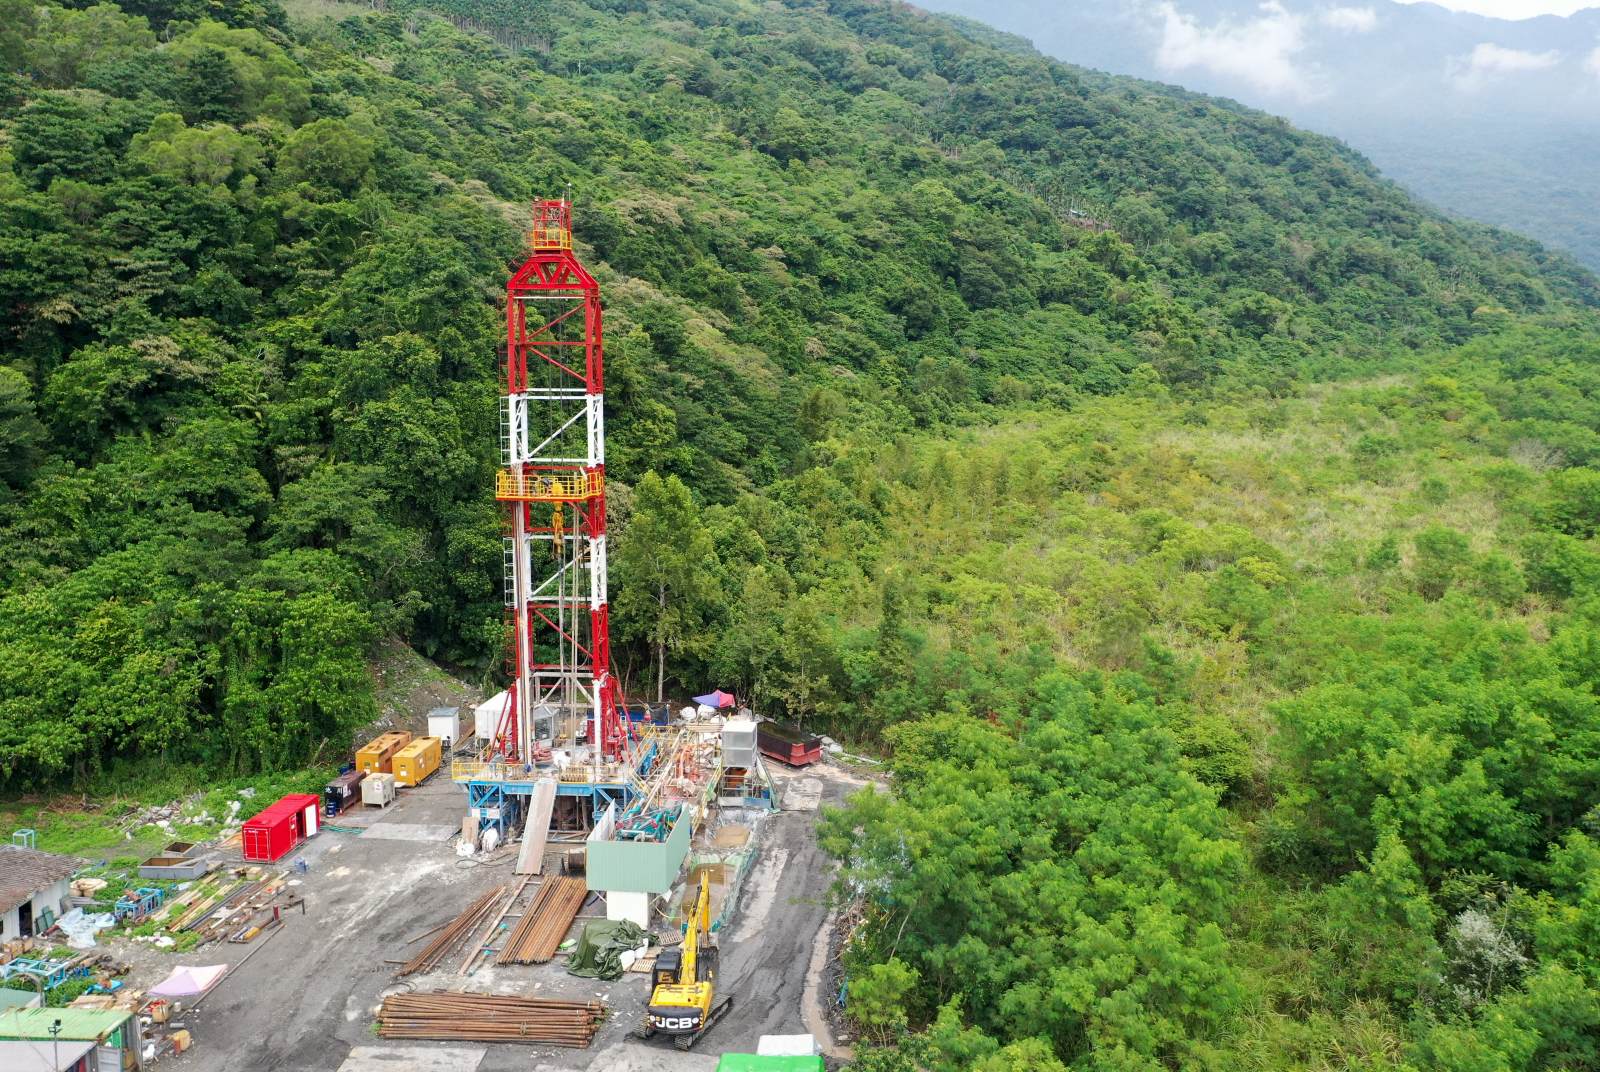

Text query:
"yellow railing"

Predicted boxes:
[[452, 759, 487, 782], [529, 202, 572, 251], [495, 469, 603, 502], [529, 222, 572, 250]]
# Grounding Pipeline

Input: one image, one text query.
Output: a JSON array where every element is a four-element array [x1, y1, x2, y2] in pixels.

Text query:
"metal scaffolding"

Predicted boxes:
[[492, 200, 626, 765]]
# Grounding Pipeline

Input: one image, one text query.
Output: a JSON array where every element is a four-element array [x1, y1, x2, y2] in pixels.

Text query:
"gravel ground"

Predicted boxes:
[[157, 762, 862, 1072]]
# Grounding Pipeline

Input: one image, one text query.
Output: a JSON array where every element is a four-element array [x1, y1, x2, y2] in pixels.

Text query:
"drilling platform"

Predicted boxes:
[[451, 201, 736, 926]]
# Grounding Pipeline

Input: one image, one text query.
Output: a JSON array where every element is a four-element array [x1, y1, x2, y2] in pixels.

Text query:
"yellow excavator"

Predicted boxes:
[[635, 872, 733, 1050]]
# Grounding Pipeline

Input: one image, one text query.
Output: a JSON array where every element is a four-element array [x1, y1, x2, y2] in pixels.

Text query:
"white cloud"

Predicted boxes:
[[1449, 42, 1561, 89], [1153, 1, 1318, 98], [1320, 6, 1378, 32], [1587, 45, 1600, 78]]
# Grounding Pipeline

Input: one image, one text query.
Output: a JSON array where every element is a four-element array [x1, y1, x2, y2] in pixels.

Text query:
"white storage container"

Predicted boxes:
[[428, 707, 460, 747], [475, 691, 509, 740], [722, 718, 758, 769]]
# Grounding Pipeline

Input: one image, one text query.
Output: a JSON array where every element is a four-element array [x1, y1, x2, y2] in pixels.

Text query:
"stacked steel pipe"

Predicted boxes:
[[399, 886, 506, 976], [496, 876, 586, 965], [377, 992, 604, 1047]]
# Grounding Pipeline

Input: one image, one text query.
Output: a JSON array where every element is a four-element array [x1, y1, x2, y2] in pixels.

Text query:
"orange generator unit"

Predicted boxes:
[[356, 731, 413, 775], [392, 736, 442, 787]]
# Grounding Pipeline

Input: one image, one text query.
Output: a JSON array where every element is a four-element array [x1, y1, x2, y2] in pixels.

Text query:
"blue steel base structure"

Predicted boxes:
[[465, 779, 634, 838], [464, 740, 657, 838]]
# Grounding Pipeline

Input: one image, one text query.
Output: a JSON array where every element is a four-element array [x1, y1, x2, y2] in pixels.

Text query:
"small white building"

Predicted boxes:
[[0, 845, 83, 941], [427, 706, 461, 750]]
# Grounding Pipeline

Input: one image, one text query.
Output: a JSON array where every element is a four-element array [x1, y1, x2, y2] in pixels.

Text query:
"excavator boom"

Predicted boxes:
[[681, 872, 708, 984]]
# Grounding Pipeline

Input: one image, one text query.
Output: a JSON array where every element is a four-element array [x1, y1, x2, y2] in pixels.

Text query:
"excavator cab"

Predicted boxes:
[[651, 947, 682, 991]]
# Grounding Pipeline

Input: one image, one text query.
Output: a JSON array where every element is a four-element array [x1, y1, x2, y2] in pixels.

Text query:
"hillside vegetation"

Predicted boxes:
[[3, 0, 1600, 1069]]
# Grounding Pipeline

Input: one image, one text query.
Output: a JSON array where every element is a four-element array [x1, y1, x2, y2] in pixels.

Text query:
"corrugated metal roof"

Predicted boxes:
[[0, 1007, 133, 1042], [0, 991, 40, 1012], [0, 846, 84, 914], [716, 1057, 824, 1072], [0, 1037, 98, 1071], [243, 793, 318, 827]]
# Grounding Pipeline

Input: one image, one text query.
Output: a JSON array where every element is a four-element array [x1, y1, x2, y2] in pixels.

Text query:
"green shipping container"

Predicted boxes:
[[715, 1056, 825, 1072]]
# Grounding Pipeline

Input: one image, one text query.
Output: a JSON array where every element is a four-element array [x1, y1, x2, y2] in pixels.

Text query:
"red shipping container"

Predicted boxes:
[[756, 722, 824, 767], [241, 793, 322, 862]]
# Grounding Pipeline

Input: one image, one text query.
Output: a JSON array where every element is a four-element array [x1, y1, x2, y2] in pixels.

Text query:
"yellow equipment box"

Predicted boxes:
[[356, 730, 413, 775], [392, 736, 442, 787]]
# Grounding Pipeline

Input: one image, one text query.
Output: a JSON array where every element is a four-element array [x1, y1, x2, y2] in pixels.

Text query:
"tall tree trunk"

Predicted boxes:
[[656, 582, 667, 703]]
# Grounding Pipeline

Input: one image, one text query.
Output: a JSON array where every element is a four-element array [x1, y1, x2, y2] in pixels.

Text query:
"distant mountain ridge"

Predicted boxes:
[[916, 0, 1600, 270]]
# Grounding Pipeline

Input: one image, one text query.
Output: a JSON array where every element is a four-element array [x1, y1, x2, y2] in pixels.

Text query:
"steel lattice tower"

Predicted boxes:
[[493, 201, 625, 763]]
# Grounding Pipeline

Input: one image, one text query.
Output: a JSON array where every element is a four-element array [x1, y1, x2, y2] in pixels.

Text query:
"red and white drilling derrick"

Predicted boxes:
[[492, 201, 626, 765]]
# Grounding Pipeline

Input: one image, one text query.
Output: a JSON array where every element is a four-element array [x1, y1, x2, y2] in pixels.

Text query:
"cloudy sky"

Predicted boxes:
[[1147, 0, 1600, 100], [1395, 0, 1595, 15]]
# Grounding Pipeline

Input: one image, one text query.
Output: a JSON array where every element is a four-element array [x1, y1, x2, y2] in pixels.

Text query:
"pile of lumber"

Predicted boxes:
[[164, 868, 271, 934], [194, 875, 288, 944], [377, 991, 604, 1047], [496, 876, 585, 965], [398, 886, 505, 977]]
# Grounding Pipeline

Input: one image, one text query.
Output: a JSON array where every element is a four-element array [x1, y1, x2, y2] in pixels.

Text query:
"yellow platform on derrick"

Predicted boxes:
[[495, 469, 603, 502]]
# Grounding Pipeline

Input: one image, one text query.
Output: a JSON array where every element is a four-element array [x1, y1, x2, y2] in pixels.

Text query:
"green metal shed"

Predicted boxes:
[[586, 806, 693, 894], [715, 1056, 825, 1072], [0, 1007, 143, 1070]]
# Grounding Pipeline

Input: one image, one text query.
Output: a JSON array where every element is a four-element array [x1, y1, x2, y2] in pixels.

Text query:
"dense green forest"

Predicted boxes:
[[3, 0, 1600, 1068]]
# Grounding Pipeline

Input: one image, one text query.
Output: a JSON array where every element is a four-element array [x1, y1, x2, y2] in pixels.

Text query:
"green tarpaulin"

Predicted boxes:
[[715, 1056, 824, 1072], [565, 919, 647, 980]]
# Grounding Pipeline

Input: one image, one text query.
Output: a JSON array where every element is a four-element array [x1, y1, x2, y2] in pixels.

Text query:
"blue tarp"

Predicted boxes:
[[693, 690, 737, 708]]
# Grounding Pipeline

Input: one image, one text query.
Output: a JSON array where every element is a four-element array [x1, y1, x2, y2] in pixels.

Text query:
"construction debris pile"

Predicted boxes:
[[496, 876, 585, 965], [164, 868, 297, 945], [376, 992, 605, 1047]]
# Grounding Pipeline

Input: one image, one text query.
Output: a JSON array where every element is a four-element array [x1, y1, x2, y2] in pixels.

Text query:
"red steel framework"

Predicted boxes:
[[492, 201, 626, 762]]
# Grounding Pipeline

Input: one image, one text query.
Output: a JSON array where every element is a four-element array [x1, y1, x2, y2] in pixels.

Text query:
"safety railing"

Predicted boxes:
[[495, 469, 603, 502], [529, 200, 572, 251]]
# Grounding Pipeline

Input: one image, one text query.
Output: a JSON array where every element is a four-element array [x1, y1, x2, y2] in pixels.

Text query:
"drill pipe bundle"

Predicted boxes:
[[496, 876, 585, 965], [398, 886, 506, 977], [377, 991, 604, 1047]]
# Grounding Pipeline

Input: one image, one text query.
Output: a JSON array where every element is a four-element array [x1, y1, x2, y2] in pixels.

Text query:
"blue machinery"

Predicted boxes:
[[458, 737, 661, 838], [0, 958, 89, 991], [113, 886, 165, 922]]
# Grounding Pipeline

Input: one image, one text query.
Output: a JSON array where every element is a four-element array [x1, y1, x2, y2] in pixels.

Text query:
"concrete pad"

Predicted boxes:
[[737, 847, 789, 935], [339, 1046, 485, 1072], [529, 1042, 715, 1072], [324, 807, 387, 830], [781, 778, 822, 812], [360, 823, 459, 842]]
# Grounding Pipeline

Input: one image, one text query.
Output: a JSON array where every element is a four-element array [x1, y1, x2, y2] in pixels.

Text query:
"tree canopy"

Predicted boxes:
[[3, 0, 1600, 1067]]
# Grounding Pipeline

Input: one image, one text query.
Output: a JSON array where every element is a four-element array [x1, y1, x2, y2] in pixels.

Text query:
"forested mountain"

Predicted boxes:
[[3, 0, 1600, 1068], [917, 0, 1600, 271]]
